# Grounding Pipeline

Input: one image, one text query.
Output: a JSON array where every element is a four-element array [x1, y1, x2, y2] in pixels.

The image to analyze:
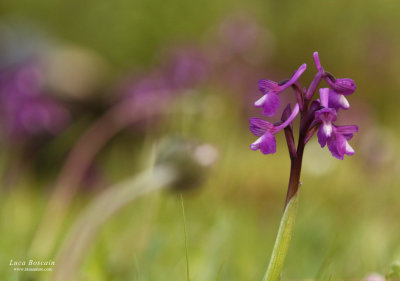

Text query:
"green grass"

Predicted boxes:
[[1, 0, 400, 279], [0, 91, 400, 280], [181, 194, 191, 281]]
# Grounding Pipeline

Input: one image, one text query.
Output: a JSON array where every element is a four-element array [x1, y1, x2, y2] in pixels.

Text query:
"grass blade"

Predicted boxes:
[[180, 194, 191, 281]]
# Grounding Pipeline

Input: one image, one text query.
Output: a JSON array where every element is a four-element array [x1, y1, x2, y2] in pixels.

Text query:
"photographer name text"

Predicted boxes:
[[9, 259, 55, 266]]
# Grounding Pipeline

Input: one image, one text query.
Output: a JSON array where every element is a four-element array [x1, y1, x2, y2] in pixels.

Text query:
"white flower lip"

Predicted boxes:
[[254, 95, 266, 107], [339, 95, 350, 108], [251, 136, 263, 149], [345, 141, 354, 153], [322, 123, 332, 137]]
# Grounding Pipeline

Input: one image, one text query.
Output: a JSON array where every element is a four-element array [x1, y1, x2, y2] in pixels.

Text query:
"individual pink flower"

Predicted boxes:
[[315, 88, 358, 159], [313, 52, 357, 95], [249, 104, 299, 154], [254, 64, 306, 117]]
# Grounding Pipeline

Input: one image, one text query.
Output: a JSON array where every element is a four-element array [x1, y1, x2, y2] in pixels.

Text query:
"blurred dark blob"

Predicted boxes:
[[156, 137, 218, 192]]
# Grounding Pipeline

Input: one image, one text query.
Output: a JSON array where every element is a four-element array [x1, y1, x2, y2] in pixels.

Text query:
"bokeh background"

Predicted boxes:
[[1, 0, 400, 280]]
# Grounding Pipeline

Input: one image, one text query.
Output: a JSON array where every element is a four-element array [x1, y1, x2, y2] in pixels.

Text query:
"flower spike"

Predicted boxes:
[[250, 52, 358, 160], [248, 52, 358, 281]]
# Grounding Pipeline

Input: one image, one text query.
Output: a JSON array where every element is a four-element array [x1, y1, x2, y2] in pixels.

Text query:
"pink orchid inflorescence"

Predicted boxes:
[[250, 52, 358, 160]]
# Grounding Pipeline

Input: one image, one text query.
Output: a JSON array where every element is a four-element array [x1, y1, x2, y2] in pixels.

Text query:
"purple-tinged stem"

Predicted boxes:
[[291, 84, 304, 112], [284, 141, 304, 208], [304, 124, 319, 145], [285, 69, 324, 207], [281, 105, 296, 160], [283, 96, 310, 207]]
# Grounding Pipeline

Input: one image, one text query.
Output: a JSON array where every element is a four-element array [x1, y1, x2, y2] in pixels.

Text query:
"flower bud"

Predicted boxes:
[[325, 73, 356, 95]]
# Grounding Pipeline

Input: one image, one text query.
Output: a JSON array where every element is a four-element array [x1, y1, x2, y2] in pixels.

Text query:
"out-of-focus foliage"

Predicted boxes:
[[0, 0, 400, 280]]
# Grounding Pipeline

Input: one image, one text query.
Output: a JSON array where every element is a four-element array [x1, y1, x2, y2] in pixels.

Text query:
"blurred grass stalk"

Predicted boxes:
[[180, 194, 191, 281], [29, 100, 166, 258], [49, 164, 177, 281], [263, 192, 299, 281]]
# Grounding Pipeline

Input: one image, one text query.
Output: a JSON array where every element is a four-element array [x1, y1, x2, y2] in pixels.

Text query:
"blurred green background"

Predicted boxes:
[[0, 0, 400, 280]]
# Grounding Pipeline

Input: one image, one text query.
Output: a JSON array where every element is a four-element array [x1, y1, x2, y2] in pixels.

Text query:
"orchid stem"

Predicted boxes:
[[264, 116, 305, 281], [262, 188, 300, 281]]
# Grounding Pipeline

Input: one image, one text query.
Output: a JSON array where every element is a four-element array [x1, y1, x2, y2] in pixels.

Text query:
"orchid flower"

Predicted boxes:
[[254, 64, 306, 116], [315, 88, 358, 159], [250, 104, 299, 154]]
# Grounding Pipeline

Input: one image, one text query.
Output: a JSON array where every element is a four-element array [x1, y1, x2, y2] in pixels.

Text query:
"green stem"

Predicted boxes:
[[262, 191, 300, 281]]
